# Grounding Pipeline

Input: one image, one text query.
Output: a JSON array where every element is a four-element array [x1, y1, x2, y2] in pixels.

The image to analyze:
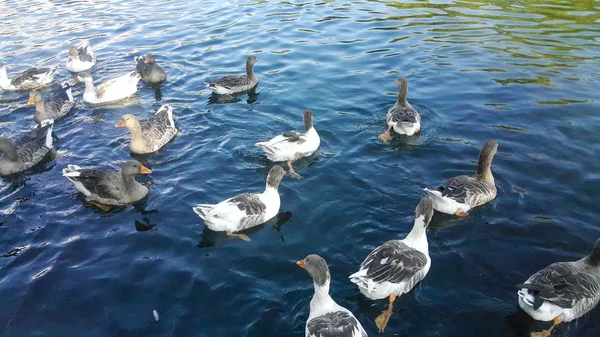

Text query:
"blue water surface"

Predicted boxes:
[[0, 0, 599, 336]]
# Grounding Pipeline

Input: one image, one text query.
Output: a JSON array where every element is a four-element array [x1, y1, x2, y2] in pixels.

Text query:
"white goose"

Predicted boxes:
[[255, 109, 320, 179], [424, 139, 498, 217], [192, 165, 286, 241], [0, 62, 57, 91], [65, 40, 96, 72], [74, 71, 141, 104], [349, 197, 434, 333], [298, 254, 368, 337]]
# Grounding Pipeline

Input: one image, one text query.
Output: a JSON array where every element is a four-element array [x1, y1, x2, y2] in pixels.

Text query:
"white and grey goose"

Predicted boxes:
[[74, 71, 141, 104], [424, 139, 498, 217], [63, 160, 152, 211], [205, 56, 258, 95], [378, 77, 420, 142], [115, 104, 178, 154], [349, 196, 434, 333], [0, 120, 53, 176], [28, 82, 75, 124], [297, 254, 368, 337], [517, 239, 600, 337], [65, 40, 96, 72], [192, 165, 286, 241], [0, 62, 57, 91], [255, 109, 320, 179]]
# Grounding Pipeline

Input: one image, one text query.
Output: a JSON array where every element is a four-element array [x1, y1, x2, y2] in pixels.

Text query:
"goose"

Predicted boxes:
[[297, 254, 368, 337], [349, 197, 434, 332], [28, 82, 75, 124], [65, 40, 96, 72], [378, 77, 420, 142], [0, 62, 57, 91], [115, 104, 178, 154], [74, 71, 141, 104], [424, 139, 498, 217], [205, 56, 258, 95], [255, 109, 320, 179], [517, 239, 600, 337], [134, 54, 167, 84], [63, 160, 151, 211], [0, 120, 53, 176], [192, 165, 286, 241]]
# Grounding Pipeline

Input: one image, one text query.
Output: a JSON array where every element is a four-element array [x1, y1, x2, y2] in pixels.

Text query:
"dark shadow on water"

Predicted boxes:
[[152, 84, 163, 102], [207, 88, 259, 105], [197, 210, 293, 248]]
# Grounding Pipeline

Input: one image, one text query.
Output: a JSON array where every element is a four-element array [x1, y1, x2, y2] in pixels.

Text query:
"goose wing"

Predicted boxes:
[[77, 40, 95, 63], [65, 168, 121, 200], [359, 240, 427, 284], [142, 105, 177, 151], [11, 67, 54, 87], [387, 105, 419, 124], [435, 175, 495, 207], [207, 193, 267, 229], [15, 122, 53, 166], [307, 311, 367, 337], [518, 262, 600, 309]]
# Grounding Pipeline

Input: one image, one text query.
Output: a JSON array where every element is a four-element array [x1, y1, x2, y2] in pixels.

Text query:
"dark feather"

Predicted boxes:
[[307, 311, 364, 337], [361, 241, 427, 284], [282, 131, 306, 144], [11, 67, 52, 86], [230, 193, 266, 216], [519, 262, 600, 309], [70, 170, 119, 200]]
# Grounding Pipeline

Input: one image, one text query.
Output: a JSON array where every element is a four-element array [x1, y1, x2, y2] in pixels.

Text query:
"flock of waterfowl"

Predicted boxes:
[[0, 39, 598, 337]]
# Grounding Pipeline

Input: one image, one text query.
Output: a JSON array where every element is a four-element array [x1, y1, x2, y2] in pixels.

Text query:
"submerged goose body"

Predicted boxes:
[[66, 40, 96, 72], [379, 77, 420, 142], [0, 62, 57, 91], [517, 239, 600, 337], [424, 139, 498, 217], [205, 56, 258, 95], [349, 197, 434, 332], [29, 82, 75, 124], [75, 71, 141, 104], [63, 160, 151, 209], [135, 54, 167, 84], [298, 254, 368, 337], [115, 104, 178, 154], [192, 165, 286, 241], [255, 109, 320, 179], [0, 120, 54, 176]]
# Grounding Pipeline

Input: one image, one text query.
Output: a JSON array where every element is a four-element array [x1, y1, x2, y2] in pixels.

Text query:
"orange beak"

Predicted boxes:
[[73, 77, 79, 84], [70, 50, 77, 56], [115, 120, 125, 128], [144, 58, 150, 64], [27, 97, 34, 104], [140, 165, 152, 174], [296, 259, 306, 268]]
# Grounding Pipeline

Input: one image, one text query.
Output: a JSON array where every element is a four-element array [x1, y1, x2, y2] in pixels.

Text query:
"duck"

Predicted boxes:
[[192, 165, 286, 241], [28, 82, 75, 124], [255, 109, 320, 179], [115, 104, 178, 154], [349, 196, 434, 333], [65, 40, 96, 72], [0, 120, 53, 176], [378, 77, 420, 142], [134, 54, 167, 84], [205, 55, 258, 95], [74, 71, 141, 104], [0, 62, 57, 91], [63, 160, 151, 211], [297, 254, 368, 337], [517, 239, 600, 337], [424, 139, 498, 217]]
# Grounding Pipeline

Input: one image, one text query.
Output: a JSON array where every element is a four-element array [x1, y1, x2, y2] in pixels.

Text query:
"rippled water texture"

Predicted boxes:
[[1, 0, 600, 336]]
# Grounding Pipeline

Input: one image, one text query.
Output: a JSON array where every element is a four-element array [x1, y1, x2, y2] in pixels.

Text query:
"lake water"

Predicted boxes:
[[1, 0, 599, 336]]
